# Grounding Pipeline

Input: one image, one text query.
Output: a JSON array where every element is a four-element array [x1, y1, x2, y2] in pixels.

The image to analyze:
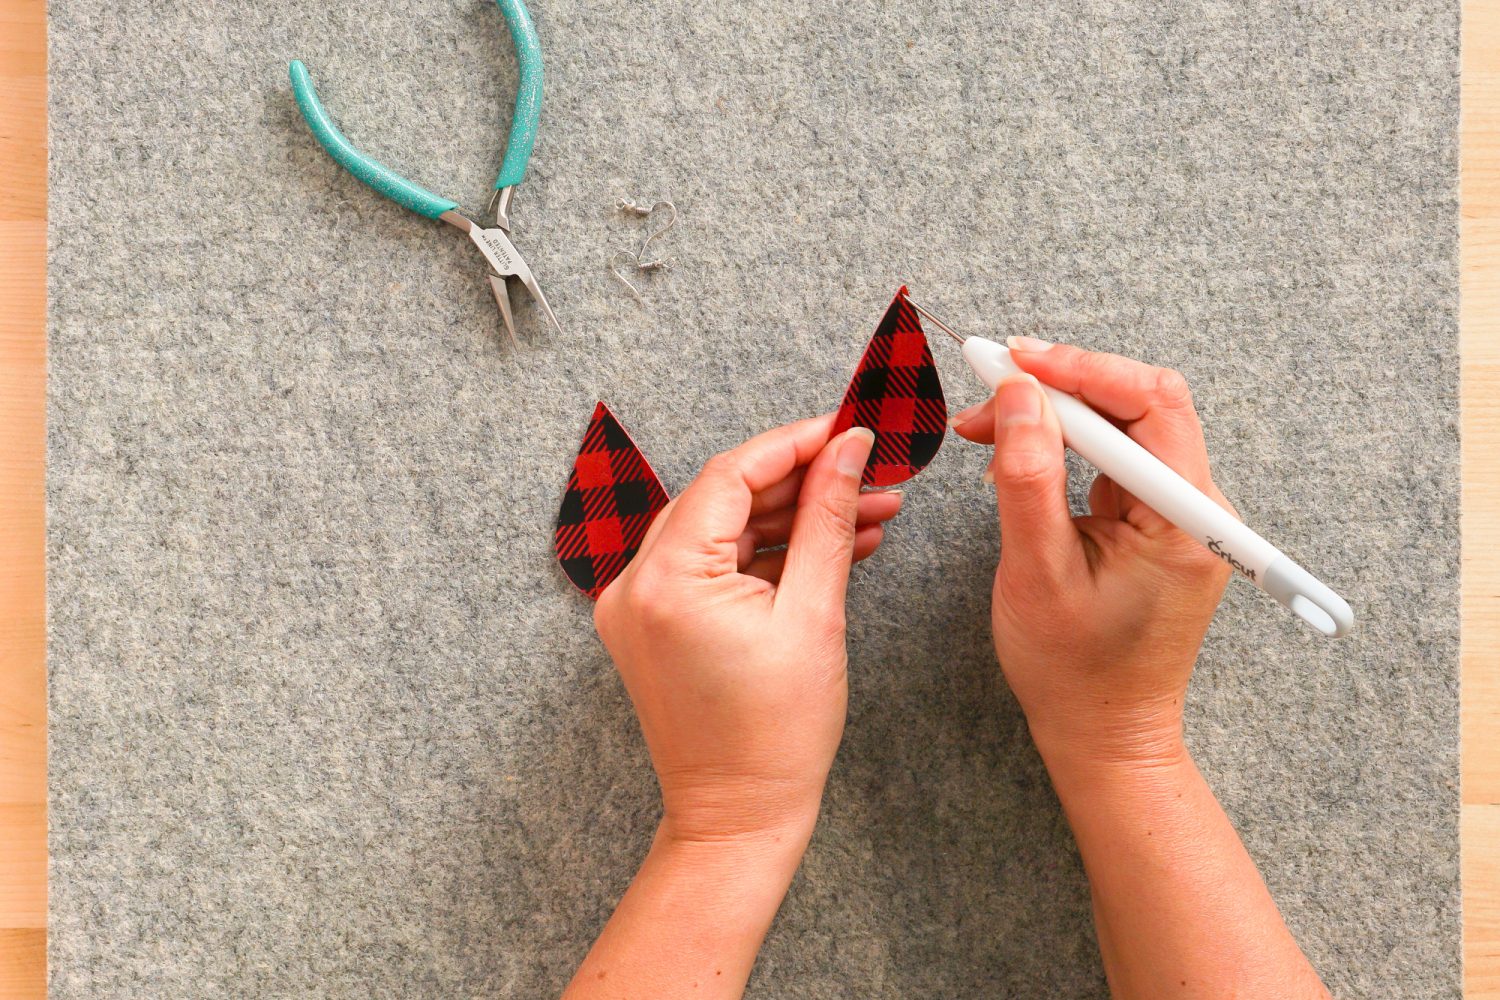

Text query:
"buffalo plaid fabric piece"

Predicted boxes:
[[555, 402, 670, 600], [831, 288, 947, 487]]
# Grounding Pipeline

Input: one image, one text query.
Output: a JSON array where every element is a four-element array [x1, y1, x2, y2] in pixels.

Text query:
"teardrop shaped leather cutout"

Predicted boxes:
[[555, 402, 671, 599], [831, 287, 947, 487]]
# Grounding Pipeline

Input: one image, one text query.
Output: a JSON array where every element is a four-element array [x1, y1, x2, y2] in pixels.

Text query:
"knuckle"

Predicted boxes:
[[700, 452, 738, 482], [997, 448, 1057, 490], [1165, 536, 1230, 582], [997, 559, 1071, 612], [1077, 348, 1116, 382], [621, 566, 673, 626], [1152, 367, 1194, 408], [812, 492, 860, 539], [1199, 547, 1234, 581], [1069, 352, 1098, 387]]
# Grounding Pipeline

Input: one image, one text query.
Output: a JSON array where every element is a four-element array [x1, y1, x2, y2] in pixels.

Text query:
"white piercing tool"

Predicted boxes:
[[908, 300, 1354, 638]]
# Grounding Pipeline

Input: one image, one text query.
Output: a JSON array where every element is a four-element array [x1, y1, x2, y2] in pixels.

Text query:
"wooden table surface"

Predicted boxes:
[[1462, 2, 1500, 994], [0, 0, 46, 992], [0, 1, 1492, 996]]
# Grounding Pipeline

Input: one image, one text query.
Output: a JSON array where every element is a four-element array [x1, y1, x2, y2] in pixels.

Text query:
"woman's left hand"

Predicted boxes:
[[594, 414, 900, 845], [568, 415, 900, 997]]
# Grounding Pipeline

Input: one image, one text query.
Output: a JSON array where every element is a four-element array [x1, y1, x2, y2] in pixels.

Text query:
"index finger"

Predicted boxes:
[[1005, 340, 1214, 491], [651, 413, 839, 575]]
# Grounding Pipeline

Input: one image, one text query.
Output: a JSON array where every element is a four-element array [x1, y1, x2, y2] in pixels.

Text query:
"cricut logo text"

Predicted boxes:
[[1206, 538, 1256, 581]]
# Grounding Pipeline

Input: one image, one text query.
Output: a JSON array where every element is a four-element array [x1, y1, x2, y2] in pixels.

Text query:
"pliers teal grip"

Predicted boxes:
[[288, 0, 560, 345]]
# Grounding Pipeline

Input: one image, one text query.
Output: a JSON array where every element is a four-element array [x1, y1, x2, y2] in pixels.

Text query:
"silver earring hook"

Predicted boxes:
[[636, 200, 677, 265], [617, 198, 678, 268], [608, 249, 647, 305]]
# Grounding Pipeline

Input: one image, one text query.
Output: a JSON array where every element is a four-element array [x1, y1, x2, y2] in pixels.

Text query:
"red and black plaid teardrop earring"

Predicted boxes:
[[554, 402, 671, 599], [555, 290, 943, 597], [831, 286, 948, 487]]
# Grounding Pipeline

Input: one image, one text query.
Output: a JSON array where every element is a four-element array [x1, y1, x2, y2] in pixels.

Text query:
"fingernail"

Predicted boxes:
[[947, 401, 987, 428], [1006, 335, 1053, 352], [997, 374, 1042, 426], [837, 427, 876, 478], [981, 463, 995, 485]]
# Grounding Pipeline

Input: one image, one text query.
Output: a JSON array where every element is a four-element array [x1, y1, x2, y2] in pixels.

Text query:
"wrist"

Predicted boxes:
[[658, 773, 828, 847], [1023, 694, 1188, 781], [649, 814, 815, 904], [658, 807, 819, 862], [1036, 732, 1195, 805]]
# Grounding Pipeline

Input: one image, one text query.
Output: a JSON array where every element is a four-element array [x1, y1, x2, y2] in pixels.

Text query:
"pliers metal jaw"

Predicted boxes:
[[440, 187, 561, 347], [289, 0, 559, 346]]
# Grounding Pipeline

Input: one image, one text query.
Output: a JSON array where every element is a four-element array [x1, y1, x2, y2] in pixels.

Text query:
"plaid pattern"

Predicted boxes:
[[831, 288, 947, 487], [555, 402, 670, 600]]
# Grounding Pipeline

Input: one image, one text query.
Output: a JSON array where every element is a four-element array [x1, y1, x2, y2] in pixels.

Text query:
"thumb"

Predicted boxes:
[[776, 427, 875, 614], [988, 374, 1079, 579]]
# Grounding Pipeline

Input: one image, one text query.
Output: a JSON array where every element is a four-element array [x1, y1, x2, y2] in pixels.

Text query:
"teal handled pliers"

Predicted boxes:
[[289, 0, 560, 345]]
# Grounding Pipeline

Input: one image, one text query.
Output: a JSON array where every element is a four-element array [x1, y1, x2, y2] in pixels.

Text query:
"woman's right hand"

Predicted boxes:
[[955, 339, 1333, 1000], [949, 339, 1235, 774]]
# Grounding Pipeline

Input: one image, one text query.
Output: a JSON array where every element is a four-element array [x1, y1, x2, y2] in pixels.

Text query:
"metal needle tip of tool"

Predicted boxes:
[[904, 297, 967, 345]]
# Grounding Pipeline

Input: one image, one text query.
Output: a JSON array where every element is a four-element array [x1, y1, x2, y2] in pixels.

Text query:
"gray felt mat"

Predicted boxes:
[[48, 1, 1460, 996]]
